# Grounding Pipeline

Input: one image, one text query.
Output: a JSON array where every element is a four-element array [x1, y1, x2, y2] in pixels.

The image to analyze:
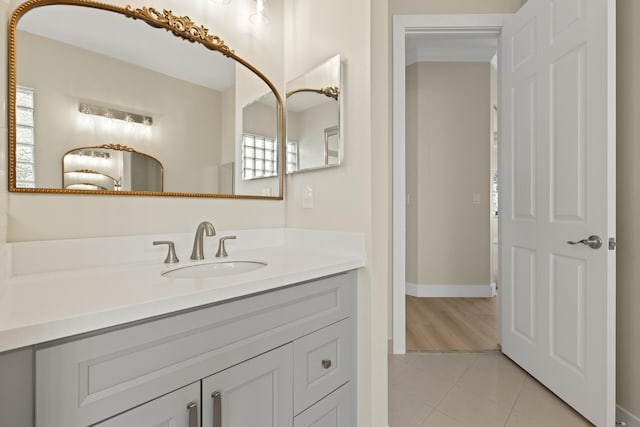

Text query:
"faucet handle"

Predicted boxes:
[[153, 240, 180, 264], [215, 236, 237, 258]]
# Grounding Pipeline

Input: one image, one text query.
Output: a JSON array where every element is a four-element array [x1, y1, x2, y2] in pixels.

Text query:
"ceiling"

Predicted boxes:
[[18, 5, 236, 91]]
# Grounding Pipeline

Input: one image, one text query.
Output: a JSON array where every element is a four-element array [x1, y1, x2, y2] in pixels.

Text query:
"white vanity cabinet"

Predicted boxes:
[[33, 271, 356, 427]]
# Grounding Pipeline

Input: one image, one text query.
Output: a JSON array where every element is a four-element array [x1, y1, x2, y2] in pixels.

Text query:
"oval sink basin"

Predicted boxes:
[[162, 261, 267, 279]]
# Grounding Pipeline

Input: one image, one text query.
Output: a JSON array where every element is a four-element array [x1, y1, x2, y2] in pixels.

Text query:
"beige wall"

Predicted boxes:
[[18, 31, 222, 194], [490, 65, 498, 282], [616, 0, 640, 417], [405, 62, 491, 287], [406, 63, 419, 285], [3, 0, 286, 242]]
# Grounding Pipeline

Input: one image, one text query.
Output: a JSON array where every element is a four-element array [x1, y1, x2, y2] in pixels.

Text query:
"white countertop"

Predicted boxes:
[[0, 229, 365, 353]]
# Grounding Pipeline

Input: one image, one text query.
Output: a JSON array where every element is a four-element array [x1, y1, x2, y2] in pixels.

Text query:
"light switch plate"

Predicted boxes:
[[303, 185, 314, 209], [472, 193, 481, 205]]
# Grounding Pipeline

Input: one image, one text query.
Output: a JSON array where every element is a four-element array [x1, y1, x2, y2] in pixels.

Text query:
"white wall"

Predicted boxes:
[[3, 0, 286, 242]]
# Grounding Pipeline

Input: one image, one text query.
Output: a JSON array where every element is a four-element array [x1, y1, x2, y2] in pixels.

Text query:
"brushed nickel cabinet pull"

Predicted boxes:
[[212, 391, 222, 427], [187, 401, 198, 427]]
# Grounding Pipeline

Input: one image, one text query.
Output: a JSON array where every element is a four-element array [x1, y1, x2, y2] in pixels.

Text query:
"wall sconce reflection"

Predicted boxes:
[[77, 102, 153, 139]]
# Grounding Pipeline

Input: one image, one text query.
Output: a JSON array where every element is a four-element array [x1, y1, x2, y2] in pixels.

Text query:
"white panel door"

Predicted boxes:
[[500, 0, 615, 425]]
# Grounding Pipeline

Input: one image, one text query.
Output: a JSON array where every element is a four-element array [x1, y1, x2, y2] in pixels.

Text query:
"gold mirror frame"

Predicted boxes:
[[8, 0, 285, 199]]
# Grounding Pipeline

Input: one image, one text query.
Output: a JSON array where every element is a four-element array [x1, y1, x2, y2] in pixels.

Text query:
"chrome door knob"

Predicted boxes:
[[567, 235, 603, 250]]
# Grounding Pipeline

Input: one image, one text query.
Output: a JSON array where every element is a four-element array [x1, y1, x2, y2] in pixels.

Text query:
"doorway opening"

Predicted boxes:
[[392, 15, 508, 355], [403, 34, 500, 352]]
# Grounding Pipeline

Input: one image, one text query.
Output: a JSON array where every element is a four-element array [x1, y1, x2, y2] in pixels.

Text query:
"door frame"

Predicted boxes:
[[392, 14, 510, 354]]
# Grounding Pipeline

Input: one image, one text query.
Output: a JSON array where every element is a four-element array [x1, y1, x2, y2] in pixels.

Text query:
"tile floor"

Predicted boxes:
[[388, 351, 593, 427]]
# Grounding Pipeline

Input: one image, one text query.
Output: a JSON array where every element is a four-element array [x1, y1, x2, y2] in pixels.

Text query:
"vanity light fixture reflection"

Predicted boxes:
[[78, 102, 153, 127], [249, 0, 269, 25]]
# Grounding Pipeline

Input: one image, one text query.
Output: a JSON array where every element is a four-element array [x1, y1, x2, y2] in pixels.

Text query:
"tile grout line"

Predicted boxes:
[[502, 375, 527, 426], [426, 354, 481, 426]]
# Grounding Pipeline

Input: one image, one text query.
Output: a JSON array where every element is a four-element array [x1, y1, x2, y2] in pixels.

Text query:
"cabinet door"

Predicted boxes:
[[202, 344, 293, 427], [294, 382, 352, 427], [94, 382, 200, 427]]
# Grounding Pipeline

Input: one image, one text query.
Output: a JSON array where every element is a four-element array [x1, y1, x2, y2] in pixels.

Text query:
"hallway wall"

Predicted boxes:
[[405, 62, 491, 288]]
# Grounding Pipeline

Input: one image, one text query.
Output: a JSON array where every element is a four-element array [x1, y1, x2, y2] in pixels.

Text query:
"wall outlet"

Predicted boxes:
[[262, 187, 272, 196], [303, 184, 314, 209]]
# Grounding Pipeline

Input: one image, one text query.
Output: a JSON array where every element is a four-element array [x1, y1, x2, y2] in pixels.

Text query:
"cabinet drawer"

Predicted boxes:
[[35, 272, 355, 427], [293, 318, 353, 415], [294, 382, 353, 427]]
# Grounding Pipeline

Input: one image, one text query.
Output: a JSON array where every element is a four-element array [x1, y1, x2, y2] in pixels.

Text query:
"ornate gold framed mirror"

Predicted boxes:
[[8, 0, 284, 199]]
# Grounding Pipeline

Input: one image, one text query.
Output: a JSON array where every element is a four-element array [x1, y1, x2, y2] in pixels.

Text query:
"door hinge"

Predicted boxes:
[[609, 237, 617, 250]]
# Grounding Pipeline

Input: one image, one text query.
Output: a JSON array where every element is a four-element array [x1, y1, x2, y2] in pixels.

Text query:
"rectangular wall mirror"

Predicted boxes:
[[8, 1, 284, 199], [285, 54, 342, 174]]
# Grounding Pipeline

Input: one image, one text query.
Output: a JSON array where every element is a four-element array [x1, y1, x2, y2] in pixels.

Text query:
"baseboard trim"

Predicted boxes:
[[617, 405, 640, 427], [406, 282, 497, 298]]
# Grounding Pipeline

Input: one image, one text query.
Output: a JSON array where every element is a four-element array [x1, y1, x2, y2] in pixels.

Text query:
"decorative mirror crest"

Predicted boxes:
[[124, 6, 235, 57], [8, 0, 284, 199]]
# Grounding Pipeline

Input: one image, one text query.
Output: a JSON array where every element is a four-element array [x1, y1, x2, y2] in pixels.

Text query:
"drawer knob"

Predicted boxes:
[[322, 359, 332, 369]]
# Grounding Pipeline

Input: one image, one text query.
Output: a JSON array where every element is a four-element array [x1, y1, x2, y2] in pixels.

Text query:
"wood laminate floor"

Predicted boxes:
[[406, 295, 499, 351]]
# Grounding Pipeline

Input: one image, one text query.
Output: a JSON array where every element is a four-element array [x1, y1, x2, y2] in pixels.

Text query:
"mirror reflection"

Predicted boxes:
[[63, 144, 163, 192], [242, 93, 278, 180], [285, 55, 342, 173], [10, 2, 283, 198]]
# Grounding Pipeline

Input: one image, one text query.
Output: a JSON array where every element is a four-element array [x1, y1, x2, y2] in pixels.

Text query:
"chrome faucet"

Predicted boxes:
[[190, 221, 216, 260]]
